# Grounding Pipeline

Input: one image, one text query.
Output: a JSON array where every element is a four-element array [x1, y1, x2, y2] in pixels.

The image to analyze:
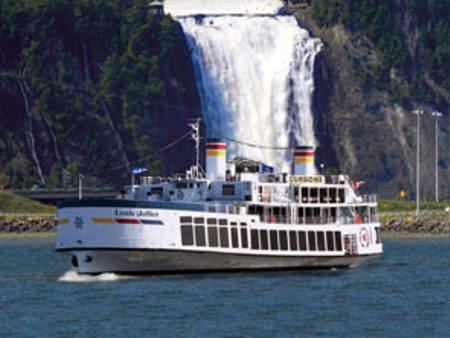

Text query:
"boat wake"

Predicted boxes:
[[57, 269, 134, 283]]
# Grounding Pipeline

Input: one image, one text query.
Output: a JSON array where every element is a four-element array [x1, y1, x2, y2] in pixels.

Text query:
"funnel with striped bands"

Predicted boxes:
[[294, 145, 315, 175]]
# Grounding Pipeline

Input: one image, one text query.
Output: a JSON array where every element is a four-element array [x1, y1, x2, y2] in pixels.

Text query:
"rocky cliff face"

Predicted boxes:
[[294, 5, 449, 199], [0, 2, 201, 189]]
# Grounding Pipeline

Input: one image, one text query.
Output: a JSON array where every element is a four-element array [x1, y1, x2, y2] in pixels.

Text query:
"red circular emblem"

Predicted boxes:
[[359, 228, 369, 247]]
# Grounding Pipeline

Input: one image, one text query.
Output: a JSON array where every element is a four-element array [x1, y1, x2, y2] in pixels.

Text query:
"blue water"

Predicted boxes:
[[0, 238, 449, 337]]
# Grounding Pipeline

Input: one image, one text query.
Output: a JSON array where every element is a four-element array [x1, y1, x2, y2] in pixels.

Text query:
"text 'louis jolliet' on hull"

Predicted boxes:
[[56, 121, 383, 274]]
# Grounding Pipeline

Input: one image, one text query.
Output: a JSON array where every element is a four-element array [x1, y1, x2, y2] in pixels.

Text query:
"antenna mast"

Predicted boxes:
[[188, 118, 201, 179]]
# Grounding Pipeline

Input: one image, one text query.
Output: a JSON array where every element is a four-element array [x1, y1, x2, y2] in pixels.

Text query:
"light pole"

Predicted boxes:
[[431, 111, 442, 203], [412, 109, 423, 215], [78, 173, 84, 200]]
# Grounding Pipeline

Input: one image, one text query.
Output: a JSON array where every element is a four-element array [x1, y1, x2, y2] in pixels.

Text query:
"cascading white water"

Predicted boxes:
[[165, 0, 322, 171]]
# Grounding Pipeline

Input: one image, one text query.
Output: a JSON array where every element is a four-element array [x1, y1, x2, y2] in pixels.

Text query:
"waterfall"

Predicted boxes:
[[165, 0, 322, 172]]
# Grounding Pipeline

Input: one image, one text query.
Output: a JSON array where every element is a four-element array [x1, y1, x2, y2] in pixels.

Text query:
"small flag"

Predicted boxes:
[[132, 167, 148, 175], [352, 180, 366, 189], [260, 163, 274, 174]]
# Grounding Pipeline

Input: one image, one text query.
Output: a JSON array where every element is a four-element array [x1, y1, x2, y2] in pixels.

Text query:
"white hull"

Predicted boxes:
[[68, 249, 379, 274], [56, 200, 383, 275]]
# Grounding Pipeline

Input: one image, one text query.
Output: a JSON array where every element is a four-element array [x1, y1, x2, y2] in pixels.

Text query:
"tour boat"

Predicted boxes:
[[56, 126, 383, 274]]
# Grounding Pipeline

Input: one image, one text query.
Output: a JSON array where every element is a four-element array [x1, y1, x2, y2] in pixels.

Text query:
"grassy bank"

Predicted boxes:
[[0, 231, 55, 239], [378, 199, 449, 212], [0, 191, 57, 214], [380, 231, 450, 238]]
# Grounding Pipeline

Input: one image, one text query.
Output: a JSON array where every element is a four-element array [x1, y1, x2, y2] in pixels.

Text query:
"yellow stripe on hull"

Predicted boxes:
[[92, 218, 116, 224], [58, 219, 69, 225], [294, 158, 314, 163], [207, 150, 226, 156]]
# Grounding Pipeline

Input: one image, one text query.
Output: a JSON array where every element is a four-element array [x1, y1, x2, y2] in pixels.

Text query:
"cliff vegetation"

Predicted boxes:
[[0, 0, 200, 189]]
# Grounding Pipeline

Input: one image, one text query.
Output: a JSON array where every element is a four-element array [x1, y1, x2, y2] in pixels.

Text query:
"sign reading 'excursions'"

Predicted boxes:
[[289, 176, 325, 184]]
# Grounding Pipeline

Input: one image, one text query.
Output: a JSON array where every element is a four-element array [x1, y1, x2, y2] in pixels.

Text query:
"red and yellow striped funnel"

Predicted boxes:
[[294, 145, 315, 175], [206, 139, 227, 180]]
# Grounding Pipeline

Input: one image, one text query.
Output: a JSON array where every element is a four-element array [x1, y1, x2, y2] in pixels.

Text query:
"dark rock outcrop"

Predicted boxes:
[[381, 214, 450, 235], [294, 7, 449, 199]]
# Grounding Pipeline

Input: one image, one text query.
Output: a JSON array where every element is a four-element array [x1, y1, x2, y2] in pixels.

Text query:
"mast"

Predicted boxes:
[[188, 118, 202, 179]]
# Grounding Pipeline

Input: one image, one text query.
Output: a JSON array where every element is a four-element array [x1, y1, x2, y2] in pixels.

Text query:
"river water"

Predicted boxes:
[[0, 237, 448, 336]]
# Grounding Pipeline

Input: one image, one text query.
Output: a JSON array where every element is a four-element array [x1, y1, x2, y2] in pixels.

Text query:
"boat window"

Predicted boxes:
[[195, 226, 206, 246], [323, 208, 329, 224], [310, 188, 318, 203], [181, 226, 193, 246], [356, 206, 369, 223], [248, 205, 257, 214], [241, 228, 248, 248], [301, 187, 308, 203], [180, 216, 192, 224], [335, 231, 342, 251], [150, 187, 163, 196], [289, 231, 298, 251], [308, 231, 316, 251], [326, 231, 335, 251], [305, 208, 313, 224], [338, 188, 345, 202], [231, 228, 239, 248], [219, 219, 228, 225], [223, 184, 235, 196], [270, 230, 278, 250], [320, 188, 328, 203], [260, 230, 268, 250], [279, 231, 288, 251], [207, 218, 217, 225], [298, 208, 304, 224], [375, 227, 381, 244], [230, 221, 237, 226], [175, 182, 188, 189], [208, 227, 218, 247], [219, 227, 229, 248], [339, 207, 353, 224], [194, 217, 204, 224], [313, 208, 321, 224], [299, 231, 307, 250], [329, 188, 337, 203], [293, 186, 300, 202], [251, 230, 259, 250], [370, 207, 379, 222], [317, 231, 326, 251], [240, 222, 247, 226], [330, 208, 337, 223]]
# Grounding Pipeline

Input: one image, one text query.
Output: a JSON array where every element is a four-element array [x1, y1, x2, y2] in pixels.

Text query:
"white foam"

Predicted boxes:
[[164, 0, 284, 16], [57, 269, 133, 283]]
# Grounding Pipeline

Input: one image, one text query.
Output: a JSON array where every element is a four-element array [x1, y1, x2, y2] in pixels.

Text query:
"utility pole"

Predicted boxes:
[[188, 118, 201, 179], [412, 110, 423, 215], [78, 173, 84, 200], [431, 111, 442, 203]]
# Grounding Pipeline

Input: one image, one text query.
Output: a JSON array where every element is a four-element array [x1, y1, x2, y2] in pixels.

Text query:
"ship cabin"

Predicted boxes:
[[132, 140, 377, 228]]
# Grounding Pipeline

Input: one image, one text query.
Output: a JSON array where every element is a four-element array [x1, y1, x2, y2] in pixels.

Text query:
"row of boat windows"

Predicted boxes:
[[293, 186, 345, 203], [180, 222, 343, 252], [247, 206, 379, 225]]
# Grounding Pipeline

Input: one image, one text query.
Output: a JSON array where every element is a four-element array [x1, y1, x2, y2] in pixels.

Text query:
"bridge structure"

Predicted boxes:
[[9, 188, 121, 205]]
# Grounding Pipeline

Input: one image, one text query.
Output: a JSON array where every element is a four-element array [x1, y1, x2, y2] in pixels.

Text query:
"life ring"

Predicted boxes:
[[177, 190, 184, 200], [359, 227, 369, 247]]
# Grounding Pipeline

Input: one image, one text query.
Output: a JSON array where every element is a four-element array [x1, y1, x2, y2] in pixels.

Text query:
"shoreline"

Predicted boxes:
[[0, 231, 56, 239], [1, 213, 449, 239], [1, 230, 448, 240]]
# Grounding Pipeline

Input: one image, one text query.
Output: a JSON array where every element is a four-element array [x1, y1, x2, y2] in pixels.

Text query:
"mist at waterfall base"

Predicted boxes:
[[1, 237, 449, 336], [165, 0, 322, 172]]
